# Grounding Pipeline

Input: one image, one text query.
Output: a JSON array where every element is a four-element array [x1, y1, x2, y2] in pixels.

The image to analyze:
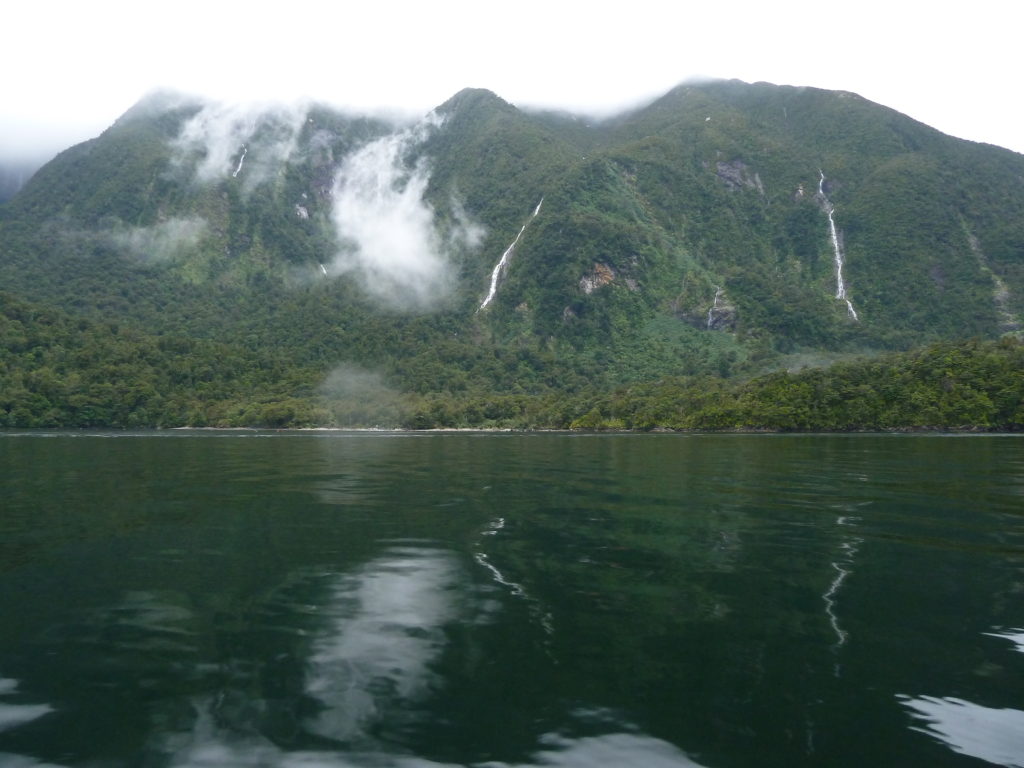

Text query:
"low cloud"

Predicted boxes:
[[166, 101, 483, 306], [172, 100, 307, 188], [448, 195, 486, 250], [110, 216, 207, 261], [327, 115, 481, 309], [319, 364, 409, 427]]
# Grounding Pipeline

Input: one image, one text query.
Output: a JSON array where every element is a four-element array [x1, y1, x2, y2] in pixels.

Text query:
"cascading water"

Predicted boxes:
[[706, 285, 723, 329], [819, 171, 858, 320], [231, 145, 247, 178], [479, 198, 543, 311]]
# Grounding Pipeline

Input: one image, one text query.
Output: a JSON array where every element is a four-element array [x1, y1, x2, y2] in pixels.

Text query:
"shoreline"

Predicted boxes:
[[4, 426, 1021, 438], [161, 425, 1021, 434]]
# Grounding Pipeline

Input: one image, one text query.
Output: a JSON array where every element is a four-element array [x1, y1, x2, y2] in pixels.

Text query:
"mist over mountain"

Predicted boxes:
[[2, 79, 1022, 429], [0, 159, 45, 203]]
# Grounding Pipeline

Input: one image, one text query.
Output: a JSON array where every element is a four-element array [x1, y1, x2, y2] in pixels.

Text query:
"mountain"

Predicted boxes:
[[1, 80, 1022, 428], [0, 159, 44, 203]]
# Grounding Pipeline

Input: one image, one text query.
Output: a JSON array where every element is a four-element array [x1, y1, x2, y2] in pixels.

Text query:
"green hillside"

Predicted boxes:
[[1, 80, 1022, 429]]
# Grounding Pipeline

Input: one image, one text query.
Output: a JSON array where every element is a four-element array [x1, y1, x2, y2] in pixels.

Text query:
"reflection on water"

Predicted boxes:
[[155, 544, 464, 762], [0, 754, 63, 768], [97, 590, 198, 656], [901, 695, 1024, 767], [0, 678, 51, 734], [822, 515, 861, 653], [0, 677, 55, 768], [986, 629, 1024, 654], [164, 728, 705, 768], [1, 432, 1023, 766], [499, 734, 702, 768], [478, 721, 707, 768], [159, 545, 701, 768], [303, 546, 460, 743], [166, 711, 705, 768], [474, 518, 554, 637]]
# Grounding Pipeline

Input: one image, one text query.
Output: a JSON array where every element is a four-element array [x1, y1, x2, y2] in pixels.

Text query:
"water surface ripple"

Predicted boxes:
[[1, 431, 1023, 767]]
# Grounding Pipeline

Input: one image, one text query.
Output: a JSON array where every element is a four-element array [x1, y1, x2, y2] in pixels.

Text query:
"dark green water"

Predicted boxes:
[[1, 431, 1023, 767]]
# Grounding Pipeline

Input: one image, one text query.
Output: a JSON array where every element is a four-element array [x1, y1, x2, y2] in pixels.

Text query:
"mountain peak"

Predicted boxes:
[[115, 89, 204, 125], [436, 88, 513, 116]]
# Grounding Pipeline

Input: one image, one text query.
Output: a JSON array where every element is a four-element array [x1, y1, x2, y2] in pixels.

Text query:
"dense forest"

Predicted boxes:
[[3, 290, 1020, 430], [1, 80, 1022, 430]]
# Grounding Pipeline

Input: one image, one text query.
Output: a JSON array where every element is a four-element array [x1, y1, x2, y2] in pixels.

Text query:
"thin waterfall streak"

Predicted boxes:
[[479, 198, 543, 310], [482, 225, 525, 307], [819, 170, 858, 320], [707, 285, 723, 329], [231, 145, 247, 178]]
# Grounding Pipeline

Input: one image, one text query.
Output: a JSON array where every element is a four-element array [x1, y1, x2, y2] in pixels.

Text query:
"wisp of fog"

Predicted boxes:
[[327, 114, 453, 309]]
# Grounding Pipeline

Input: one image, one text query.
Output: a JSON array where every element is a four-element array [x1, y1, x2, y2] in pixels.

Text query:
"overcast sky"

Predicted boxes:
[[2, 0, 1021, 162]]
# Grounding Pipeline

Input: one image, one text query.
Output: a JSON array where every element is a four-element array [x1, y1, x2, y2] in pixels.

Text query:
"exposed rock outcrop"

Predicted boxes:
[[715, 159, 764, 194], [579, 263, 616, 294]]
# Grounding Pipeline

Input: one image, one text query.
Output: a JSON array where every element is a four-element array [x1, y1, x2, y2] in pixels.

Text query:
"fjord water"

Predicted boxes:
[[1, 432, 1023, 767]]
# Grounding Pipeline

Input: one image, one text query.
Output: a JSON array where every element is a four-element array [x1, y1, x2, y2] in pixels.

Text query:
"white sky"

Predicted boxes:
[[2, 0, 1022, 161]]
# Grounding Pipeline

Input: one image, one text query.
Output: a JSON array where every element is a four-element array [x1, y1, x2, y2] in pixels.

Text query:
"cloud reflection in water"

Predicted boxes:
[[166, 720, 706, 768], [0, 677, 52, 735], [160, 544, 706, 767], [985, 628, 1024, 655], [900, 695, 1024, 768], [303, 545, 461, 743]]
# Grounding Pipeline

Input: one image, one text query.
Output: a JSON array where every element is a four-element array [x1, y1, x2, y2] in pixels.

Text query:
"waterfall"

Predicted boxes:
[[231, 145, 247, 178], [479, 198, 543, 311], [319, 263, 328, 277], [819, 171, 858, 320], [706, 285, 723, 329]]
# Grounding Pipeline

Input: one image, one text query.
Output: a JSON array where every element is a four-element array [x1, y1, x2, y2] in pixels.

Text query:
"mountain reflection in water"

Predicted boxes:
[[166, 720, 704, 768], [1, 431, 1023, 766], [159, 544, 702, 767]]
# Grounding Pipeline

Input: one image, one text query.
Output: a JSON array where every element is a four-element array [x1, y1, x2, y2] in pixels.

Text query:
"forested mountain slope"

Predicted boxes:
[[2, 80, 1022, 428]]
